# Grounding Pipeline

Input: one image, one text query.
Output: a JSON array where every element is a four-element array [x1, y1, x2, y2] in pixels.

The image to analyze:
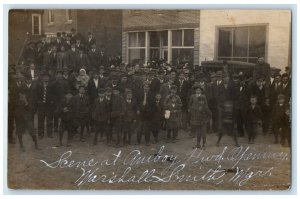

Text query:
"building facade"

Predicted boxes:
[[42, 9, 123, 57], [122, 10, 291, 71], [9, 9, 43, 65], [122, 10, 200, 66]]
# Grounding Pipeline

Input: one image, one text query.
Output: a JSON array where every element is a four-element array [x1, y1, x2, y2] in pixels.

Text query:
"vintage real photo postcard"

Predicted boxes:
[[7, 9, 292, 190]]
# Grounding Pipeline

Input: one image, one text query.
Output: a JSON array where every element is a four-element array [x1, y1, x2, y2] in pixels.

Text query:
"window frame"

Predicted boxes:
[[126, 28, 195, 65], [65, 9, 73, 24], [48, 10, 54, 25], [31, 13, 42, 35], [216, 24, 268, 63]]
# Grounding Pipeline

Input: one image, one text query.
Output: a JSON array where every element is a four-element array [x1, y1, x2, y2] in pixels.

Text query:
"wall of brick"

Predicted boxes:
[[9, 10, 43, 65], [76, 10, 123, 57], [199, 10, 291, 71], [42, 9, 77, 35], [123, 10, 200, 31]]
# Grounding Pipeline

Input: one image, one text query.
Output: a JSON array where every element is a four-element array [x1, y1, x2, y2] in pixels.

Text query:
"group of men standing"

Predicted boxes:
[[8, 30, 292, 151]]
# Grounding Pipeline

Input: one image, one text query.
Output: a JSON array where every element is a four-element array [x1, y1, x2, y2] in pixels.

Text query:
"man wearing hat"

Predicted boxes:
[[34, 72, 55, 139], [70, 85, 90, 142], [86, 32, 96, 52], [122, 89, 138, 146], [13, 75, 41, 152], [272, 94, 288, 145], [92, 88, 110, 145], [231, 73, 250, 137], [35, 41, 45, 67], [99, 45, 109, 68], [253, 57, 271, 83], [76, 47, 89, 72], [88, 44, 99, 71], [51, 32, 64, 52], [66, 43, 79, 71], [57, 45, 68, 69], [42, 46, 53, 71], [137, 83, 153, 146], [110, 86, 126, 147], [23, 42, 36, 65], [281, 73, 291, 99]]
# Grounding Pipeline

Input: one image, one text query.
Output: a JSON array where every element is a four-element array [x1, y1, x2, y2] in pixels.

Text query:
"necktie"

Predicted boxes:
[[143, 92, 147, 106], [275, 83, 278, 90]]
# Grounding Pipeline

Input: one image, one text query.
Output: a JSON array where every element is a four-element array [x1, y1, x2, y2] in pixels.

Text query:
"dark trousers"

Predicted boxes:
[[151, 125, 160, 142], [59, 119, 73, 143], [123, 121, 134, 144], [191, 124, 207, 146], [235, 108, 247, 136], [281, 127, 291, 146], [137, 120, 151, 144], [94, 121, 106, 143], [211, 108, 218, 133], [8, 105, 15, 143], [38, 103, 54, 137], [217, 106, 238, 146], [15, 110, 37, 147], [111, 117, 122, 145], [272, 122, 281, 143], [246, 122, 259, 142]]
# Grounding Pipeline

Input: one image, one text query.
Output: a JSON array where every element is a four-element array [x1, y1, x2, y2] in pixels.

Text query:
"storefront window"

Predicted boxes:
[[218, 25, 266, 63]]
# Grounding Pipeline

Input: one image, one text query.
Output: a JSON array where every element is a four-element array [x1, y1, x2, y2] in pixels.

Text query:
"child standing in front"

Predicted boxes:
[[246, 95, 262, 144], [189, 85, 212, 149]]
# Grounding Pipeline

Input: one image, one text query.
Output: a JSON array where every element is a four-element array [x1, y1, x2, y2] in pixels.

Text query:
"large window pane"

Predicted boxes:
[[150, 49, 160, 61], [218, 28, 232, 57], [184, 29, 194, 46], [33, 16, 39, 35], [233, 27, 248, 57], [150, 31, 160, 47], [172, 30, 182, 46], [249, 26, 266, 57], [129, 32, 137, 47], [129, 49, 145, 64], [172, 48, 194, 65], [161, 31, 168, 46], [138, 32, 145, 47]]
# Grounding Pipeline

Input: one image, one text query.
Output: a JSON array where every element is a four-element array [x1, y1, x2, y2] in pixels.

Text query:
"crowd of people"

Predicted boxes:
[[8, 29, 292, 152]]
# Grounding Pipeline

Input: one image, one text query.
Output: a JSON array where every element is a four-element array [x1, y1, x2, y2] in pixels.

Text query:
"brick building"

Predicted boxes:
[[122, 10, 291, 71], [122, 10, 200, 66], [9, 9, 43, 65], [42, 9, 123, 57]]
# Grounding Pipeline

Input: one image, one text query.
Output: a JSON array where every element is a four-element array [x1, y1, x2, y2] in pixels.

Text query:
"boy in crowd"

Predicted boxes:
[[272, 94, 288, 145], [245, 95, 262, 144], [150, 93, 164, 143], [57, 92, 74, 147], [189, 85, 212, 149], [92, 88, 110, 145], [165, 94, 182, 143]]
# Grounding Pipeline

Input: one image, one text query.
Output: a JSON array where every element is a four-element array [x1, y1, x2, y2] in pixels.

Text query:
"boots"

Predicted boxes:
[[18, 134, 25, 152], [32, 135, 41, 150]]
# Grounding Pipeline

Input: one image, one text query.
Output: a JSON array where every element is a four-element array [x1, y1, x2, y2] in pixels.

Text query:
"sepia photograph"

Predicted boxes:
[[7, 9, 292, 190]]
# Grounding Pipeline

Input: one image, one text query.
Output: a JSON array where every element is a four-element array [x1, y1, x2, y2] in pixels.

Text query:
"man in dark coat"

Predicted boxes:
[[86, 32, 96, 52], [150, 93, 164, 143], [66, 43, 79, 72], [110, 87, 125, 147], [76, 48, 89, 71], [35, 72, 55, 139], [137, 83, 154, 146], [231, 74, 250, 137], [92, 88, 110, 145], [122, 89, 138, 145], [70, 85, 90, 142], [88, 44, 100, 72]]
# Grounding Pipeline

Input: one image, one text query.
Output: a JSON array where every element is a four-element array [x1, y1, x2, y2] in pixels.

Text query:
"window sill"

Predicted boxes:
[[48, 22, 54, 26], [65, 20, 73, 24]]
